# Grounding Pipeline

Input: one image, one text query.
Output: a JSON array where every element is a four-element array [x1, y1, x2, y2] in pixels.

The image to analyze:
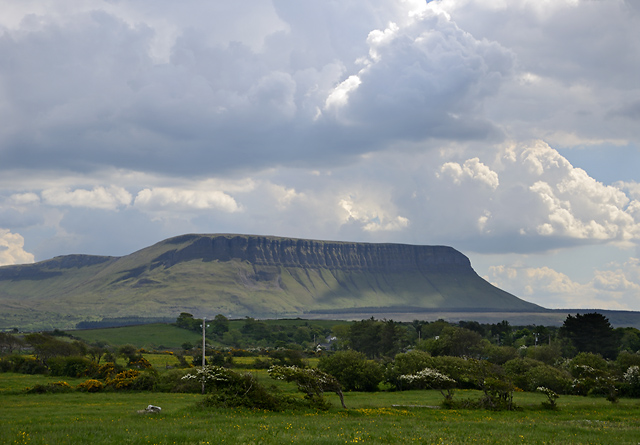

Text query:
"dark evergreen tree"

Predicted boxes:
[[560, 312, 618, 359], [348, 317, 382, 358]]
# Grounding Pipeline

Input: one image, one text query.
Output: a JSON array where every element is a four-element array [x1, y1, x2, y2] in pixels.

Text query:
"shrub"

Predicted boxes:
[[48, 356, 91, 377], [568, 353, 608, 378], [184, 366, 284, 410], [526, 344, 563, 366], [251, 358, 272, 369], [92, 362, 121, 380], [479, 376, 515, 411], [128, 357, 152, 370], [567, 358, 616, 400], [106, 369, 141, 390], [615, 351, 640, 375], [25, 381, 73, 394], [503, 358, 545, 390], [77, 379, 104, 393], [131, 371, 158, 391], [1, 355, 47, 374], [399, 367, 456, 404], [318, 350, 383, 392], [482, 345, 518, 365], [268, 349, 307, 368], [156, 369, 200, 393], [537, 386, 559, 409], [621, 365, 640, 397], [385, 350, 434, 390], [524, 364, 572, 394], [269, 365, 346, 409], [430, 356, 481, 389]]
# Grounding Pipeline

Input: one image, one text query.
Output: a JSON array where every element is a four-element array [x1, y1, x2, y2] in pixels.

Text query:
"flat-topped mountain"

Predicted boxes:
[[0, 234, 542, 330]]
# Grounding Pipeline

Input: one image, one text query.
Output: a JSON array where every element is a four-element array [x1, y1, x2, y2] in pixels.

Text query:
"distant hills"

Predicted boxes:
[[0, 233, 547, 330]]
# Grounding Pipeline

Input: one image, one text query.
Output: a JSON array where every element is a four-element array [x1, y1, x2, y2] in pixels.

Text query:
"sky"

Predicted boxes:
[[1, 0, 640, 311]]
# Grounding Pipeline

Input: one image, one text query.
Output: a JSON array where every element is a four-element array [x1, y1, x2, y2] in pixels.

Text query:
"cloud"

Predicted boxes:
[[133, 187, 240, 213], [0, 1, 514, 178], [340, 196, 410, 233], [323, 7, 512, 143], [431, 141, 640, 252], [486, 258, 640, 310], [441, 0, 640, 144], [42, 186, 132, 210], [439, 158, 499, 189], [0, 229, 35, 266]]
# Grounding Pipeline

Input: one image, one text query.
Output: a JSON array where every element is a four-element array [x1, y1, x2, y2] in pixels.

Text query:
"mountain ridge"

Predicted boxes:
[[0, 233, 543, 330]]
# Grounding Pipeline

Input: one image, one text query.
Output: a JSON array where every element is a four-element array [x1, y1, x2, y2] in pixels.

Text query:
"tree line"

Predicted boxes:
[[2, 311, 640, 410]]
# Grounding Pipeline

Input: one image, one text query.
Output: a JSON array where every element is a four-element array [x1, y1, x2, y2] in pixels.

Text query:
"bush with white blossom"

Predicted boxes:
[[399, 367, 456, 402]]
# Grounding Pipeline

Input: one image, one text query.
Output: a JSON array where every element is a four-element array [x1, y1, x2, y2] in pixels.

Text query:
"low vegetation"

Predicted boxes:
[[2, 312, 640, 443]]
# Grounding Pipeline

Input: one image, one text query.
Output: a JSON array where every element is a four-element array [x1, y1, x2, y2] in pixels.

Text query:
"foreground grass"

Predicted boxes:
[[2, 384, 640, 444]]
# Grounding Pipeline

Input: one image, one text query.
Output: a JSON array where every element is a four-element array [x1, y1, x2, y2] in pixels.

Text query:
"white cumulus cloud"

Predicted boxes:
[[0, 229, 35, 266], [41, 186, 132, 210], [134, 187, 240, 213]]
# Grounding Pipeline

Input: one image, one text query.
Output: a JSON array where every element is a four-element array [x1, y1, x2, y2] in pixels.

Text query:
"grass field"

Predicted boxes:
[[2, 370, 640, 444], [70, 324, 203, 349], [68, 319, 347, 349]]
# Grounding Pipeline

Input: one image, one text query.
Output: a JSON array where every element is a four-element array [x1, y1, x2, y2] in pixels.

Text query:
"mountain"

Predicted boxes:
[[0, 233, 543, 330]]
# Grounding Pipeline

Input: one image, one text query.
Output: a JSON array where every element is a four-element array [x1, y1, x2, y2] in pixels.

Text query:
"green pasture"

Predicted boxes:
[[68, 318, 344, 350], [70, 323, 202, 349], [2, 379, 640, 444]]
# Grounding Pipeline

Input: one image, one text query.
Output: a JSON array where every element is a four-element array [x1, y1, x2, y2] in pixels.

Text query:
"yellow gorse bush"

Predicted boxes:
[[106, 369, 141, 390], [77, 379, 104, 392]]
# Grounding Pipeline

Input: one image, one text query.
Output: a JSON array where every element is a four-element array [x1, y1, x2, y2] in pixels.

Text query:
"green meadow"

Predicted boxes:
[[70, 323, 203, 350], [2, 371, 640, 444]]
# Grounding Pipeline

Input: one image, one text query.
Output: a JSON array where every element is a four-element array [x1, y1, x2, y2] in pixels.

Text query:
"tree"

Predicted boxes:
[[268, 365, 346, 409], [421, 327, 483, 357], [385, 350, 434, 390], [491, 320, 513, 346], [344, 317, 407, 358], [175, 312, 199, 331], [318, 350, 383, 392], [241, 317, 271, 342], [560, 313, 618, 359], [24, 333, 83, 364], [399, 367, 456, 403], [348, 317, 382, 358], [87, 345, 107, 364], [617, 327, 640, 353], [211, 314, 229, 337], [0, 332, 24, 355]]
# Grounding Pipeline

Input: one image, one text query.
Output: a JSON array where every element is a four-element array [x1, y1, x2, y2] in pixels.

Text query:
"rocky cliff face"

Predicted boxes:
[[151, 234, 471, 273]]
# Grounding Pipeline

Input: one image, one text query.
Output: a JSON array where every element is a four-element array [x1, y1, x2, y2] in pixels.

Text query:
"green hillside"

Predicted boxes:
[[0, 234, 542, 330]]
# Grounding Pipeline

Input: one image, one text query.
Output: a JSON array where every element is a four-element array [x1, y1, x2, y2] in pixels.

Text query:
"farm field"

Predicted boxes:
[[70, 323, 203, 349], [2, 372, 640, 444]]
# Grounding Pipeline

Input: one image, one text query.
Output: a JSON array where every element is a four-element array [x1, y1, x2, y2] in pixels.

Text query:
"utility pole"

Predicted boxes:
[[201, 317, 207, 394], [202, 317, 206, 368]]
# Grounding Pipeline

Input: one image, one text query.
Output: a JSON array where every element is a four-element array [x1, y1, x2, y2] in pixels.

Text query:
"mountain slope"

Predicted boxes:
[[0, 234, 542, 330]]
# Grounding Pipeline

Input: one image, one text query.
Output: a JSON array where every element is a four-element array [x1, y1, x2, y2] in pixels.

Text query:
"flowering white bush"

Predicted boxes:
[[399, 367, 456, 402], [537, 386, 559, 409], [623, 365, 640, 384], [572, 364, 597, 377], [181, 365, 230, 384], [399, 367, 455, 386]]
